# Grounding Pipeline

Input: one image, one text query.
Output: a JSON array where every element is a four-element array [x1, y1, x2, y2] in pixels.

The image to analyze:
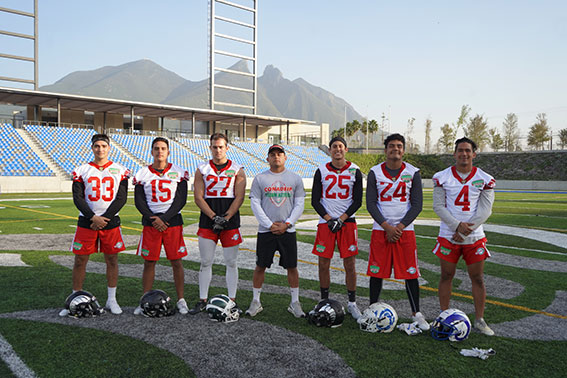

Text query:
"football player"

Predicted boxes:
[[311, 136, 363, 319], [60, 134, 129, 316], [432, 137, 496, 336], [133, 137, 190, 315], [246, 144, 306, 318], [365, 133, 429, 330], [189, 133, 246, 314]]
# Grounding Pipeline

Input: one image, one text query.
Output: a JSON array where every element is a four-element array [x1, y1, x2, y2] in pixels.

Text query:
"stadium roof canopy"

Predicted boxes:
[[0, 86, 314, 127]]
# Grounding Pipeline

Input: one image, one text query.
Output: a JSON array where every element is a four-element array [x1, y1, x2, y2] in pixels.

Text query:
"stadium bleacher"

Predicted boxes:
[[0, 123, 54, 177], [26, 125, 141, 175]]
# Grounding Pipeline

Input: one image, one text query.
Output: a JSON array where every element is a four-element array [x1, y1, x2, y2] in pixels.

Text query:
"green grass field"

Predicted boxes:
[[0, 189, 566, 377]]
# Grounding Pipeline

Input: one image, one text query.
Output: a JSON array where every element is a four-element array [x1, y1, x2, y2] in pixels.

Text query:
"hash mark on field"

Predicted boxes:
[[68, 225, 77, 228], [32, 227, 43, 230]]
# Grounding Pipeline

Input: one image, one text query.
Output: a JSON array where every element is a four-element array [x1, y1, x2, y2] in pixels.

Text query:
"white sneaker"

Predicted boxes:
[[177, 299, 189, 315], [105, 299, 123, 315], [133, 306, 142, 316], [474, 318, 495, 336], [347, 302, 362, 320], [245, 300, 263, 317], [412, 312, 430, 331], [287, 301, 305, 318], [58, 308, 69, 317]]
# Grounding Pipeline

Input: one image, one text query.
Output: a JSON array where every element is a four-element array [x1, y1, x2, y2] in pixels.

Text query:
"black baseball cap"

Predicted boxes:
[[268, 144, 285, 154], [329, 136, 347, 148]]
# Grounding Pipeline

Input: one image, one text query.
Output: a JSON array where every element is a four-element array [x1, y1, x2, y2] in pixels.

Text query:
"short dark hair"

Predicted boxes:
[[384, 133, 405, 148], [455, 137, 477, 152], [329, 136, 347, 149], [151, 137, 169, 149], [91, 134, 110, 146], [210, 133, 229, 146]]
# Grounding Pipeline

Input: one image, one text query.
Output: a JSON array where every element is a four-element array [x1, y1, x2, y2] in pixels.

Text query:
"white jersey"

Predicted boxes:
[[72, 161, 130, 216], [370, 162, 419, 231], [317, 161, 360, 224], [198, 160, 242, 199], [433, 166, 495, 239], [133, 163, 189, 214]]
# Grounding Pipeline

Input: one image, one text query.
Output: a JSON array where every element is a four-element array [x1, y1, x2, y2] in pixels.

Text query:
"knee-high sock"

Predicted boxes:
[[198, 237, 217, 300], [223, 245, 239, 298], [370, 277, 383, 304], [405, 278, 420, 313]]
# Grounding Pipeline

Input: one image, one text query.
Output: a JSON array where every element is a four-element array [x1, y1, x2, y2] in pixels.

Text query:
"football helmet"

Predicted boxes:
[[206, 294, 240, 323], [358, 302, 398, 333], [64, 290, 105, 318], [140, 290, 175, 318], [431, 308, 471, 341], [307, 299, 345, 328]]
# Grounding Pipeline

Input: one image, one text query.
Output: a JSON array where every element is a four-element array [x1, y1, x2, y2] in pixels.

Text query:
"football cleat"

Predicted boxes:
[[177, 298, 189, 315], [347, 302, 362, 320], [189, 300, 207, 315], [105, 299, 123, 315], [245, 300, 263, 317], [474, 318, 495, 336], [287, 301, 306, 318], [412, 312, 430, 331]]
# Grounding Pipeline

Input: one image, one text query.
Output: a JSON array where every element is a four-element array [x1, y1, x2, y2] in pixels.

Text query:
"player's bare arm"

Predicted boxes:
[[193, 169, 216, 219], [224, 168, 246, 220]]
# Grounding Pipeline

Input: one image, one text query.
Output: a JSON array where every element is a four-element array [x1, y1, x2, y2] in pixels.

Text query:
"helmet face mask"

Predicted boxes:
[[140, 290, 175, 318], [358, 302, 398, 333], [206, 294, 240, 323], [308, 299, 345, 328], [431, 309, 471, 341], [64, 290, 105, 318]]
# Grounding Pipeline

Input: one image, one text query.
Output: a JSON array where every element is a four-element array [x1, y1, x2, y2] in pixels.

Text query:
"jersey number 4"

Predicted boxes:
[[379, 181, 407, 202], [324, 175, 350, 199], [206, 175, 232, 197], [87, 177, 114, 201], [150, 179, 172, 202], [455, 186, 470, 211]]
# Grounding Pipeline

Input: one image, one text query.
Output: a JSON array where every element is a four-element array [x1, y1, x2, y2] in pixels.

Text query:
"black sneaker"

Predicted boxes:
[[188, 300, 207, 315]]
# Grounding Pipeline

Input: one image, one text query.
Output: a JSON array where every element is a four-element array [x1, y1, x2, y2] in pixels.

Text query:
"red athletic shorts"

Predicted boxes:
[[71, 226, 126, 255], [367, 230, 419, 279], [197, 227, 242, 247], [137, 225, 188, 261], [311, 222, 358, 259], [432, 237, 490, 265]]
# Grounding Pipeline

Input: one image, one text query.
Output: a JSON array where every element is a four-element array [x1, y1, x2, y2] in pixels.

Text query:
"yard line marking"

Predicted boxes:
[[0, 333, 37, 378]]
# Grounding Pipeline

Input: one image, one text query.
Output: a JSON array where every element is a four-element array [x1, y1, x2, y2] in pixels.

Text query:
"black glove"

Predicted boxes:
[[327, 218, 344, 233], [212, 215, 228, 234]]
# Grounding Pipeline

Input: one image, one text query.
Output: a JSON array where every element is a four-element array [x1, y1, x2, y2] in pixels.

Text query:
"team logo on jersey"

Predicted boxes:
[[179, 246, 186, 253], [348, 168, 356, 176], [407, 267, 416, 274], [141, 249, 149, 257], [109, 168, 120, 175], [348, 244, 357, 252], [232, 234, 239, 241], [475, 247, 485, 255], [401, 174, 412, 183], [266, 180, 292, 207], [73, 242, 83, 250], [472, 179, 484, 189], [114, 242, 123, 249], [316, 244, 325, 253], [369, 265, 380, 274], [440, 246, 451, 256], [226, 170, 236, 178], [167, 172, 179, 180]]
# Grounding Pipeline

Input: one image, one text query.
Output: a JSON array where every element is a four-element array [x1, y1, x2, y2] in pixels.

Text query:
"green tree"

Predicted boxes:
[[489, 128, 504, 151], [502, 113, 521, 152], [360, 119, 379, 135], [437, 123, 456, 153], [465, 114, 490, 151], [331, 128, 344, 138], [455, 104, 471, 134], [424, 118, 432, 154], [345, 120, 361, 137], [559, 128, 567, 149], [527, 113, 551, 150], [405, 117, 418, 153]]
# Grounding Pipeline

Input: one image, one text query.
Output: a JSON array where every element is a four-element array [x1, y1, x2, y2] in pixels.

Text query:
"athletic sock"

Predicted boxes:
[[290, 287, 299, 303], [253, 287, 261, 302], [347, 290, 356, 303], [107, 286, 117, 301], [370, 277, 383, 304], [320, 287, 329, 300], [405, 278, 420, 313]]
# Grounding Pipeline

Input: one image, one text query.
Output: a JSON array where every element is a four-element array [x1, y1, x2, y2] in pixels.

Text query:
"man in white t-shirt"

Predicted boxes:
[[432, 137, 496, 336], [246, 144, 306, 318]]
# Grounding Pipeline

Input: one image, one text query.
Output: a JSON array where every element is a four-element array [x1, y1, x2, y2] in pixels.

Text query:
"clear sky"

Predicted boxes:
[[1, 0, 566, 147]]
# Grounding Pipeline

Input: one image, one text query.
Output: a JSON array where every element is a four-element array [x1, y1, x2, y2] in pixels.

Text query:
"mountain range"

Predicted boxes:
[[40, 59, 363, 130]]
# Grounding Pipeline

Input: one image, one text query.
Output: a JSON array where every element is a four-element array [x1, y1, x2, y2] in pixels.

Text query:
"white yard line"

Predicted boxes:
[[0, 333, 37, 378]]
